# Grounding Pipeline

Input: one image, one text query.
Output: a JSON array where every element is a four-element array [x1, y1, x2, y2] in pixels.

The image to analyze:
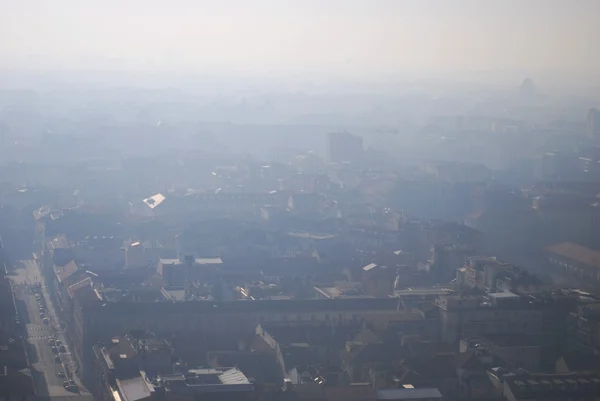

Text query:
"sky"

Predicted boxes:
[[1, 0, 599, 82]]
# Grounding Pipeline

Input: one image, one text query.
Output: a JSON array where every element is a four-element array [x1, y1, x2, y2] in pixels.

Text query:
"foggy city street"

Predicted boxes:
[[2, 1, 600, 401]]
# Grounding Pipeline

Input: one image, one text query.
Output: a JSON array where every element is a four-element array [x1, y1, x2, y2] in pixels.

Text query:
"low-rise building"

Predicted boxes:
[[155, 368, 256, 401], [477, 333, 542, 372], [546, 242, 600, 290], [503, 373, 600, 401], [157, 256, 223, 288]]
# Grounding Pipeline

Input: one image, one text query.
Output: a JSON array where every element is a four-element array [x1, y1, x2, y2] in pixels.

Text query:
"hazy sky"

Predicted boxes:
[[1, 0, 599, 80]]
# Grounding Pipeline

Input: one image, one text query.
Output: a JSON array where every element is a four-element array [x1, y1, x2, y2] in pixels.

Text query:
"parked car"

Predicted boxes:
[[57, 371, 65, 378], [59, 345, 66, 353], [43, 318, 49, 324], [55, 340, 62, 346], [54, 355, 61, 363], [51, 346, 58, 354], [48, 338, 55, 346], [40, 313, 46, 319]]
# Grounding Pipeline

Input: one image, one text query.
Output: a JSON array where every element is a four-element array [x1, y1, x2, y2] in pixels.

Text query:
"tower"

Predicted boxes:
[[587, 108, 600, 139], [327, 132, 363, 163], [519, 78, 536, 98]]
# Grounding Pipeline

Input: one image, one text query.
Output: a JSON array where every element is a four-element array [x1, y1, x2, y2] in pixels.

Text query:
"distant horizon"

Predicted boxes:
[[1, 64, 599, 93]]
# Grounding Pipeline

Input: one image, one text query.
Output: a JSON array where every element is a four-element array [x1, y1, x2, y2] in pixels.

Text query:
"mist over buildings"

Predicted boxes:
[[3, 2, 600, 401]]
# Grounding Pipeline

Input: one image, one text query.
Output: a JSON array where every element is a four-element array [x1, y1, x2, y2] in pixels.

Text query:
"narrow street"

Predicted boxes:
[[10, 259, 90, 398]]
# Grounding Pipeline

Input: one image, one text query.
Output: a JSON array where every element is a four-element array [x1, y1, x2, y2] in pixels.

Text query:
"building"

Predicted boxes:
[[503, 373, 600, 401], [253, 322, 364, 387], [157, 256, 224, 288], [79, 297, 403, 388], [0, 253, 36, 401], [555, 354, 600, 374], [587, 108, 600, 139], [546, 242, 600, 290], [376, 387, 442, 401], [436, 293, 544, 343], [456, 257, 541, 294], [328, 132, 364, 163], [156, 368, 256, 401], [314, 282, 372, 299], [422, 161, 491, 183], [519, 78, 536, 98], [566, 301, 600, 355], [477, 333, 542, 371], [91, 332, 173, 400]]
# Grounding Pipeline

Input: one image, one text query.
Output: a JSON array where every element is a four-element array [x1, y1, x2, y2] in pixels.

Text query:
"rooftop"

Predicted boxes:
[[482, 333, 540, 347], [159, 257, 223, 265], [54, 260, 78, 284], [362, 263, 377, 271], [314, 282, 372, 299], [487, 292, 520, 299], [287, 232, 337, 240], [547, 242, 600, 270], [142, 193, 166, 210], [377, 387, 442, 400], [159, 368, 253, 392], [116, 375, 154, 401], [506, 373, 600, 399]]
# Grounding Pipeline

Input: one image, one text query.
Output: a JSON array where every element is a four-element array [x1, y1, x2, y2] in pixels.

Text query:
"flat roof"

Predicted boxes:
[[362, 263, 377, 271], [488, 292, 519, 299], [288, 232, 337, 240], [116, 376, 153, 401], [142, 193, 166, 209], [377, 388, 442, 400]]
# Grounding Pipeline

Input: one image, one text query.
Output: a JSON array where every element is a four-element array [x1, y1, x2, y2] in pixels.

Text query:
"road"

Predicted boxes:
[[10, 259, 90, 398]]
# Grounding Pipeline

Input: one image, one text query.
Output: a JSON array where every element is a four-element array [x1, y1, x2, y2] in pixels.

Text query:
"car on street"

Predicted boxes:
[[59, 345, 66, 353], [40, 312, 46, 319], [48, 338, 55, 346], [57, 371, 65, 378], [63, 379, 77, 392], [54, 355, 61, 363], [55, 340, 62, 346], [51, 346, 58, 354], [43, 318, 49, 324]]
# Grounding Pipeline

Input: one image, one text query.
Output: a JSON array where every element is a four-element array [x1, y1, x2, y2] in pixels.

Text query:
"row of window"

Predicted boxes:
[[549, 257, 600, 281], [549, 257, 574, 270]]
